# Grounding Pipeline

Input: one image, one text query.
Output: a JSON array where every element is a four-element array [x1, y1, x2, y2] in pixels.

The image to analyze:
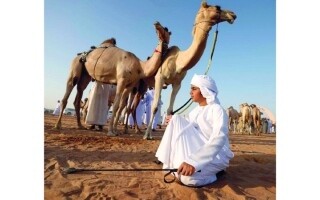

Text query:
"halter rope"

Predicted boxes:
[[63, 167, 197, 184]]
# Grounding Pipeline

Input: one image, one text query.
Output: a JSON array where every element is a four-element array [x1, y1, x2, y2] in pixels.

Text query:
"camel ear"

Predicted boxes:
[[201, 1, 208, 8]]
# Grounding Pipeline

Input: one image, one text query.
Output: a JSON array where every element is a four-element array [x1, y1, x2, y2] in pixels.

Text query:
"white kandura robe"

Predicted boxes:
[[52, 102, 61, 115], [85, 82, 110, 126], [144, 89, 154, 124], [155, 104, 234, 187], [125, 113, 134, 126], [161, 112, 167, 125], [135, 98, 145, 127]]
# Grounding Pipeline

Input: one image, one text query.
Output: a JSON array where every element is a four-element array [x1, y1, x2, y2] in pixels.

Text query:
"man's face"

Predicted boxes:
[[190, 85, 205, 103]]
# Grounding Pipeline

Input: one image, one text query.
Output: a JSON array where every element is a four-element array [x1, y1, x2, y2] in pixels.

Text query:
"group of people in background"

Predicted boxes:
[[125, 87, 163, 131], [79, 82, 163, 132], [262, 118, 276, 134]]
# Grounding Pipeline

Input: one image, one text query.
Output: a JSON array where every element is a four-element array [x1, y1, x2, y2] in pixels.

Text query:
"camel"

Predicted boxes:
[[54, 21, 171, 136], [239, 103, 251, 134], [250, 104, 262, 135], [143, 2, 237, 139], [227, 106, 240, 133]]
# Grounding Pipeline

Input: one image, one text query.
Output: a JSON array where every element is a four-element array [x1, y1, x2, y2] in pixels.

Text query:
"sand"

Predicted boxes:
[[44, 114, 276, 200]]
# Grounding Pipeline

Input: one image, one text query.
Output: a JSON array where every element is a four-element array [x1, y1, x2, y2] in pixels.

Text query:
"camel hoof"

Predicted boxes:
[[107, 132, 118, 137], [135, 131, 142, 135], [53, 125, 61, 130], [143, 135, 153, 140], [78, 125, 86, 130]]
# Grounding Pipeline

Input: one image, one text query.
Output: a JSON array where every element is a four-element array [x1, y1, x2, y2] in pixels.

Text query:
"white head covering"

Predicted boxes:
[[190, 74, 220, 105]]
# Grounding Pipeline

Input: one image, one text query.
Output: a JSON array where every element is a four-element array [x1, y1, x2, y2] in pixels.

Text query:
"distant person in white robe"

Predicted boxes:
[[161, 111, 167, 126], [144, 88, 154, 125], [267, 119, 272, 134], [125, 97, 145, 128], [125, 113, 134, 128], [85, 81, 110, 131], [155, 74, 234, 187], [52, 100, 61, 116], [135, 98, 145, 128]]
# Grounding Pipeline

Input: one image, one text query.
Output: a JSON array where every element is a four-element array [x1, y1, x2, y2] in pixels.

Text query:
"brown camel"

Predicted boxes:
[[54, 22, 171, 136], [250, 104, 262, 135], [227, 106, 240, 133], [239, 103, 251, 134], [143, 2, 237, 139]]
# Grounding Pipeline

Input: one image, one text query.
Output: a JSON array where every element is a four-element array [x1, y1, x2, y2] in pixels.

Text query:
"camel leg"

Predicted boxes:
[[108, 82, 125, 136], [166, 83, 182, 115], [54, 59, 83, 129], [124, 91, 142, 134], [122, 95, 130, 134], [54, 78, 75, 129], [74, 75, 91, 129], [132, 93, 143, 134], [144, 76, 164, 140], [122, 90, 135, 134], [113, 88, 131, 134]]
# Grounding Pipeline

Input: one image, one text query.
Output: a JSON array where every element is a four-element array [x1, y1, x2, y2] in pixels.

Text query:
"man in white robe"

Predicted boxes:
[[155, 74, 234, 187], [52, 100, 61, 116], [135, 98, 145, 127], [161, 111, 167, 126], [144, 88, 154, 125], [85, 81, 110, 131]]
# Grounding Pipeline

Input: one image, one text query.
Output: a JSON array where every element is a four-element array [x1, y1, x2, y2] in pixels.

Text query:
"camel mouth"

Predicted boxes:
[[154, 21, 161, 26], [226, 13, 237, 24]]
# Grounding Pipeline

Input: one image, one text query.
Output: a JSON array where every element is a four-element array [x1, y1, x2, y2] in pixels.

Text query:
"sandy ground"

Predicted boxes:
[[44, 114, 276, 200]]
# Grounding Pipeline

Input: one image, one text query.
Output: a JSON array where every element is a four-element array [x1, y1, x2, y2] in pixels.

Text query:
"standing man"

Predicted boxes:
[[85, 81, 110, 131], [52, 100, 61, 116]]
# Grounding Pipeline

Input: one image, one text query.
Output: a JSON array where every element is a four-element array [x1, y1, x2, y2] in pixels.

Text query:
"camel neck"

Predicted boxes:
[[140, 41, 164, 77], [176, 23, 212, 72]]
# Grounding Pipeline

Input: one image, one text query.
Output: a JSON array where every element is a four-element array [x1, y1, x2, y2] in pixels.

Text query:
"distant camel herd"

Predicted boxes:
[[227, 103, 268, 135]]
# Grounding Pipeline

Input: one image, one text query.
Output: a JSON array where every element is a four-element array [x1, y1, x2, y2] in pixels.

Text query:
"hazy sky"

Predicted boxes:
[[44, 0, 276, 118]]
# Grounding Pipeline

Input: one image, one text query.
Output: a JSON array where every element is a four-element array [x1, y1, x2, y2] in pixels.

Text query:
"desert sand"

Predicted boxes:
[[44, 114, 275, 200]]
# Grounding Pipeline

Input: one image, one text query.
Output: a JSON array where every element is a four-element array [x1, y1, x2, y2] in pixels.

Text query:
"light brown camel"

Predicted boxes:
[[250, 104, 262, 136], [54, 22, 171, 136], [239, 103, 251, 134], [143, 2, 237, 139], [227, 106, 240, 133]]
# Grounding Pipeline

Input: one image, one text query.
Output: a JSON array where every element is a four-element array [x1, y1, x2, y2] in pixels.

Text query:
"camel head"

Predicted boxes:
[[250, 104, 257, 108], [154, 21, 171, 46], [193, 2, 237, 34], [100, 37, 117, 46]]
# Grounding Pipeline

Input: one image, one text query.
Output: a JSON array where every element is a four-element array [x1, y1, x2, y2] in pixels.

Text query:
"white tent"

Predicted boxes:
[[257, 105, 276, 124]]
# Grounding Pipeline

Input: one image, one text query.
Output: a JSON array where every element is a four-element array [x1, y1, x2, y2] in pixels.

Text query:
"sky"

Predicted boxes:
[[4, 0, 320, 199], [44, 0, 276, 119]]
